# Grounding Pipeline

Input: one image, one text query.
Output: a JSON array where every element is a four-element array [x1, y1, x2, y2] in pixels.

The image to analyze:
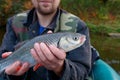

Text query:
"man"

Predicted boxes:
[[0, 0, 91, 80]]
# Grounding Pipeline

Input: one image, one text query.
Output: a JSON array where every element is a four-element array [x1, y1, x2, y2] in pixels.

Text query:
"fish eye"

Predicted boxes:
[[73, 36, 79, 41]]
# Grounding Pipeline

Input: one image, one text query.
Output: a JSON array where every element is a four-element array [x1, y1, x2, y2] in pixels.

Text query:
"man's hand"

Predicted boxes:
[[2, 52, 30, 76], [31, 41, 66, 76]]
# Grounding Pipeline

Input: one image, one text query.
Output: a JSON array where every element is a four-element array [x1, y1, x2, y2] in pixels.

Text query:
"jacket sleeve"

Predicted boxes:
[[48, 19, 91, 80], [0, 18, 26, 80], [0, 18, 17, 58]]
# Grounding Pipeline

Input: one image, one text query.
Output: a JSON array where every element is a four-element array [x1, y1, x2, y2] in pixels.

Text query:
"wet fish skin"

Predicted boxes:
[[0, 32, 86, 74]]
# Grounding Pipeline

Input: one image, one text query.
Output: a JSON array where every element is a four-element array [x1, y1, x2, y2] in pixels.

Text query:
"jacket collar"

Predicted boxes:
[[24, 8, 61, 31], [24, 8, 62, 38], [23, 8, 37, 27]]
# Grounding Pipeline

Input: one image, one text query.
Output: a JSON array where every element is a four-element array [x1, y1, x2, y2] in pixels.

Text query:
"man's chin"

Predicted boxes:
[[37, 9, 55, 15]]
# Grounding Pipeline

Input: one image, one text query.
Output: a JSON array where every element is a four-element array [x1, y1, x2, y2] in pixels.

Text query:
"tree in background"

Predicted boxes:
[[0, 0, 32, 27]]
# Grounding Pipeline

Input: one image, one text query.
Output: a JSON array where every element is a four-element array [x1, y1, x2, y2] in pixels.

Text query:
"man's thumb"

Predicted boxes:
[[2, 52, 12, 58]]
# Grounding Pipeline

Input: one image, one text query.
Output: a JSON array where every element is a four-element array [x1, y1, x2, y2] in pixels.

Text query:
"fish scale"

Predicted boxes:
[[0, 32, 86, 74]]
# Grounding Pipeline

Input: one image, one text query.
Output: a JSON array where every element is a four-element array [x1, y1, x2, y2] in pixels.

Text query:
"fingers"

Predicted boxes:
[[31, 47, 41, 63], [16, 62, 29, 75], [5, 61, 30, 76], [47, 30, 53, 34], [33, 43, 46, 63], [32, 42, 66, 62], [32, 43, 53, 66], [49, 45, 66, 60], [30, 42, 66, 70], [40, 43, 56, 62], [5, 61, 21, 75], [2, 52, 12, 58], [30, 30, 66, 73]]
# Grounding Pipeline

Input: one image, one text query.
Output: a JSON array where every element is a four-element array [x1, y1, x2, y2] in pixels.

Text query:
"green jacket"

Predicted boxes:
[[0, 8, 91, 80]]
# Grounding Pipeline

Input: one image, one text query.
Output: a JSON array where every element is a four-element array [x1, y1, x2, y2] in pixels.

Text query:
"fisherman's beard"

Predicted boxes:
[[37, 5, 57, 15]]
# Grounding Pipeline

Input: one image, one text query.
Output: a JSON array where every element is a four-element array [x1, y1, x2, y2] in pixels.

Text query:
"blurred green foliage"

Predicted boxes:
[[0, 0, 32, 26], [0, 0, 120, 34], [86, 22, 112, 35], [60, 0, 120, 34]]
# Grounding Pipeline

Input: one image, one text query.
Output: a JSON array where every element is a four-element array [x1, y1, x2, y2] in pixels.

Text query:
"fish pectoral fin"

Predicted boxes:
[[33, 63, 42, 71]]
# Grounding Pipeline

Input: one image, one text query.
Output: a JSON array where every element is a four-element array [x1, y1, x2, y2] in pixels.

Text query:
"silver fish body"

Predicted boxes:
[[0, 32, 86, 74]]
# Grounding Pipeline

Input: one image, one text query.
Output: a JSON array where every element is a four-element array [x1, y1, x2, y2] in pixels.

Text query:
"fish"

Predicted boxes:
[[0, 32, 86, 74]]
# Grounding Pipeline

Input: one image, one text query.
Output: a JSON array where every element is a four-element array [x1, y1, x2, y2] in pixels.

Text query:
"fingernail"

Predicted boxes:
[[15, 61, 21, 65], [2, 54, 8, 58], [47, 31, 53, 34], [30, 49, 34, 52], [40, 42, 45, 46], [34, 43, 39, 46]]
